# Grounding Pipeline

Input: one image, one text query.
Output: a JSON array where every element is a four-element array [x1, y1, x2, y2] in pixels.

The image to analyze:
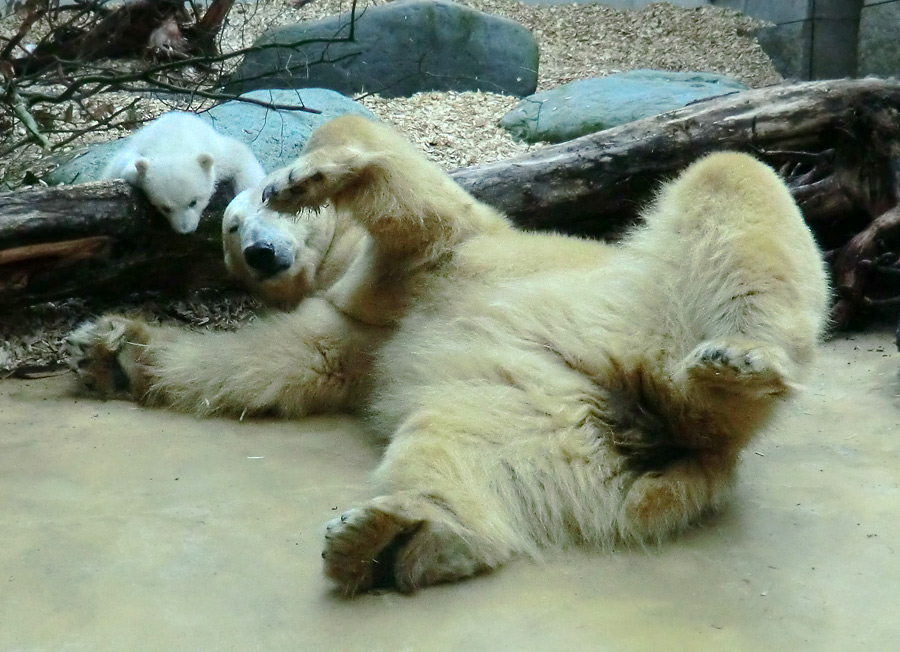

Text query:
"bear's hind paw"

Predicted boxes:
[[322, 505, 421, 596], [678, 339, 794, 396], [322, 496, 489, 596]]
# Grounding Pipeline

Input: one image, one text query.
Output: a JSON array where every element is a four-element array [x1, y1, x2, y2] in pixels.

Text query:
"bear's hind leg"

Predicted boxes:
[[321, 391, 638, 594], [629, 152, 829, 394], [615, 454, 736, 543]]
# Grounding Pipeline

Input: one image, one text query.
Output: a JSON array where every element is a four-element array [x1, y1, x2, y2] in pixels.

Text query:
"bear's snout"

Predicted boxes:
[[244, 242, 291, 278]]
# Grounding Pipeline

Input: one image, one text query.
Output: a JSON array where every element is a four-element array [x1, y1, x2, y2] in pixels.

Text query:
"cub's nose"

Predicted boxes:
[[243, 243, 289, 278]]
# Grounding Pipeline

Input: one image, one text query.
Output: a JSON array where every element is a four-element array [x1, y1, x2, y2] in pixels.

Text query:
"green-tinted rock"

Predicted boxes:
[[500, 70, 748, 144], [226, 0, 539, 98]]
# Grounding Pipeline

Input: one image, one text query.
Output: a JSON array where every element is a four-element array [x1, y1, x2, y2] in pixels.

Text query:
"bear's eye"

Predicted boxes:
[[158, 205, 171, 214], [188, 199, 198, 208], [227, 224, 239, 234]]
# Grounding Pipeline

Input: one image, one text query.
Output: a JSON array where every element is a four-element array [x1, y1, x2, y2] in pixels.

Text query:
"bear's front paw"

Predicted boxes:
[[65, 316, 153, 399], [262, 145, 383, 215], [679, 339, 793, 396], [261, 160, 335, 214]]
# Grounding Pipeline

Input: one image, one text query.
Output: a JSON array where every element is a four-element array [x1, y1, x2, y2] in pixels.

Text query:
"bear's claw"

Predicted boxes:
[[262, 162, 332, 214]]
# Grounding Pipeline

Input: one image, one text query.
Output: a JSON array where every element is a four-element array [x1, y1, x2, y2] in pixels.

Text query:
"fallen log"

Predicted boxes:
[[0, 180, 234, 307], [1, 78, 900, 328]]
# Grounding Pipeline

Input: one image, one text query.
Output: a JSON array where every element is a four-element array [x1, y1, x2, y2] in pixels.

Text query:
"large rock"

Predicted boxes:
[[46, 88, 375, 185], [203, 88, 377, 173], [226, 0, 539, 98], [500, 70, 748, 144]]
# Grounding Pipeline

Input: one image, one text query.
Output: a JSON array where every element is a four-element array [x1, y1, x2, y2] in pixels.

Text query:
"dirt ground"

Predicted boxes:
[[1, 328, 898, 652]]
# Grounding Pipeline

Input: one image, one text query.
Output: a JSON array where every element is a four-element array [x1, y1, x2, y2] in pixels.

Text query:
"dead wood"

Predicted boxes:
[[2, 79, 900, 328], [189, 0, 237, 56], [11, 0, 235, 76], [0, 180, 234, 307]]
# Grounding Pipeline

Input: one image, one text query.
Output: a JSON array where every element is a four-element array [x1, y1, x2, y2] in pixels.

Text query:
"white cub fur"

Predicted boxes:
[[69, 116, 829, 597], [102, 112, 266, 234]]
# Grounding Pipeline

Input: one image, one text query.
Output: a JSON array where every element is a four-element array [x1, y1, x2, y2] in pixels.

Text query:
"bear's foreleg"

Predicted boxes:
[[66, 297, 386, 417], [261, 116, 510, 258]]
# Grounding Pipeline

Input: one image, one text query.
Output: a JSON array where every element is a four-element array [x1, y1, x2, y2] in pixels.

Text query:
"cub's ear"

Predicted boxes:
[[123, 157, 149, 182], [197, 153, 214, 172]]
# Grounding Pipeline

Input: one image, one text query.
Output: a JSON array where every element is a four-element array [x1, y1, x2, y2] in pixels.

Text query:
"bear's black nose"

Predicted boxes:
[[243, 243, 289, 278]]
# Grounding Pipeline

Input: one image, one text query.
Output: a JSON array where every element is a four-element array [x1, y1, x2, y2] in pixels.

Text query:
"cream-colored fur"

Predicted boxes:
[[67, 115, 829, 596], [221, 187, 369, 310]]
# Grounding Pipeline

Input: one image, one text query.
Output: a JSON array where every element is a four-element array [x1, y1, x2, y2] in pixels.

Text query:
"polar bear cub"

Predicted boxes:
[[102, 112, 266, 234]]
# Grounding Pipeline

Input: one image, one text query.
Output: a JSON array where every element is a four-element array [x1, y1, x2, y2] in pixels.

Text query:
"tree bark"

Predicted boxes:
[[2, 78, 900, 327], [0, 181, 233, 307]]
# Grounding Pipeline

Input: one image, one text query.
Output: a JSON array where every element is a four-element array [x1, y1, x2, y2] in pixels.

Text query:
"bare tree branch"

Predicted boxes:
[[0, 0, 360, 163]]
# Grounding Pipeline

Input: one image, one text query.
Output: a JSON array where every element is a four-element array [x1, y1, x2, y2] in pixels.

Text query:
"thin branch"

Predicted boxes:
[[9, 83, 50, 149], [116, 80, 322, 114], [1, 0, 363, 166]]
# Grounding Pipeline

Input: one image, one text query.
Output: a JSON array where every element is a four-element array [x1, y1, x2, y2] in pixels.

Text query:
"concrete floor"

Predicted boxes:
[[1, 330, 898, 652]]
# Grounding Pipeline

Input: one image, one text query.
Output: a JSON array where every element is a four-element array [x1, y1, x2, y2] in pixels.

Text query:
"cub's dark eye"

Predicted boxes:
[[227, 224, 239, 234], [188, 199, 198, 208], [158, 205, 171, 214]]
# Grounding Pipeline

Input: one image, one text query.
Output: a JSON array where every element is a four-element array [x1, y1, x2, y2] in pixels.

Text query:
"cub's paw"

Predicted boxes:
[[679, 340, 793, 396], [65, 316, 152, 399], [322, 495, 488, 596]]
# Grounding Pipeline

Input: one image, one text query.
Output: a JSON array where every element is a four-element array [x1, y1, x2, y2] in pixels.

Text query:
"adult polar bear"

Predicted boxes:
[[68, 116, 829, 596]]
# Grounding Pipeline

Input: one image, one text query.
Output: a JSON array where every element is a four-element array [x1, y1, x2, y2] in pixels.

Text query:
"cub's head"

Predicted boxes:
[[126, 153, 216, 234], [223, 189, 334, 309]]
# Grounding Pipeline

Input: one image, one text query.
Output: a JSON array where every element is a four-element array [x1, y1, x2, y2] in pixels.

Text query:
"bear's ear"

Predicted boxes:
[[197, 153, 214, 172]]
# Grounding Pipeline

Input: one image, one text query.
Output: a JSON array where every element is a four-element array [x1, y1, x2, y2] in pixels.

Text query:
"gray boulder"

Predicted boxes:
[[46, 88, 375, 185], [500, 70, 748, 144], [226, 0, 539, 98], [203, 88, 377, 173]]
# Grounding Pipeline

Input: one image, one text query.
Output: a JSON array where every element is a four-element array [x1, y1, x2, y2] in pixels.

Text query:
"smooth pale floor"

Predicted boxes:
[[1, 330, 898, 652]]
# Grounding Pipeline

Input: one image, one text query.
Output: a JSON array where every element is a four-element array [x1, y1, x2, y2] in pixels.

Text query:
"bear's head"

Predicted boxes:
[[222, 189, 335, 309], [127, 153, 216, 234]]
